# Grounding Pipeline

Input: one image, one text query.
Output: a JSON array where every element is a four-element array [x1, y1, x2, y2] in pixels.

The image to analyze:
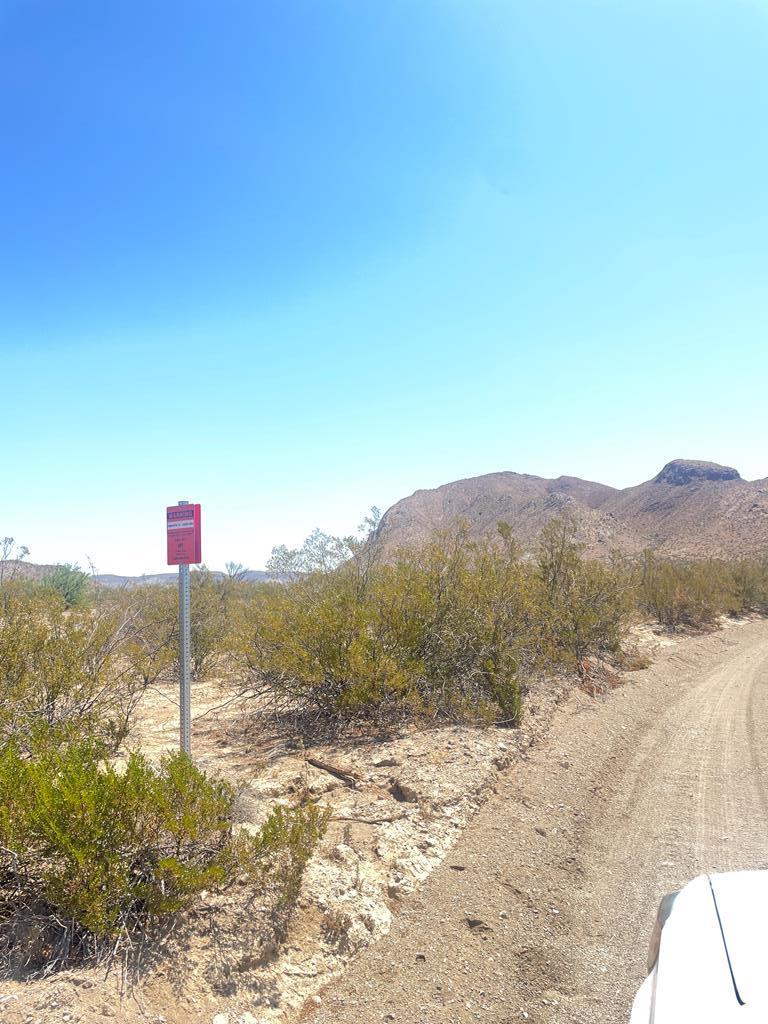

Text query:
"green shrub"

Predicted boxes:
[[120, 583, 179, 687], [637, 551, 740, 630], [0, 743, 232, 940], [107, 570, 239, 688], [240, 524, 533, 726], [230, 518, 768, 731], [0, 584, 142, 750], [723, 557, 768, 615], [240, 800, 330, 940], [535, 519, 634, 674], [42, 564, 91, 608], [0, 738, 327, 969], [189, 568, 231, 679]]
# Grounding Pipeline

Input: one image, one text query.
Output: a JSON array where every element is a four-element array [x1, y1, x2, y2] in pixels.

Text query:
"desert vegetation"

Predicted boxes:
[[232, 515, 768, 729], [1, 519, 767, 979], [0, 741, 321, 969], [0, 555, 327, 977]]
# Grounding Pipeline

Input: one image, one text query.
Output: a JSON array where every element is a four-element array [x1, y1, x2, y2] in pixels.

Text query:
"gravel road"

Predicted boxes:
[[308, 618, 768, 1024]]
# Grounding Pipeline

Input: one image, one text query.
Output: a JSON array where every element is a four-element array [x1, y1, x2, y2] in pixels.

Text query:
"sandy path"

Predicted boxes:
[[308, 618, 768, 1024]]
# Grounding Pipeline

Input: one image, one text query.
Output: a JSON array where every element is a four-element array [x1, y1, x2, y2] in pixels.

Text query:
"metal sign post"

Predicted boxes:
[[178, 511, 192, 757], [166, 500, 202, 757]]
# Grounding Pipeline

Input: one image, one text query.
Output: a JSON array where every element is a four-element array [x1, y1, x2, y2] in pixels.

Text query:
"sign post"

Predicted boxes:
[[166, 501, 202, 756], [178, 555, 191, 756]]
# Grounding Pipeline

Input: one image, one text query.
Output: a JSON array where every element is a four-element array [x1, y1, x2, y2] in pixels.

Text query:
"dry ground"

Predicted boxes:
[[310, 616, 768, 1024], [0, 656, 570, 1024], [3, 617, 767, 1024]]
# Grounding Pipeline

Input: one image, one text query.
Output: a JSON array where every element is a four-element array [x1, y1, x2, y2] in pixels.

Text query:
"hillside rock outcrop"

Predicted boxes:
[[653, 460, 741, 486]]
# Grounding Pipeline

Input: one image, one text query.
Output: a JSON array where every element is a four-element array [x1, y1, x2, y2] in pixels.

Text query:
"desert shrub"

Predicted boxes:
[[535, 519, 634, 674], [239, 523, 534, 727], [0, 738, 327, 970], [104, 570, 240, 688], [637, 551, 739, 630], [240, 799, 330, 941], [237, 567, 406, 722], [111, 570, 232, 686], [42, 563, 91, 608], [0, 583, 143, 750], [728, 557, 768, 614], [383, 526, 533, 722], [119, 583, 179, 687], [0, 742, 231, 942], [190, 568, 233, 679], [231, 514, 768, 732]]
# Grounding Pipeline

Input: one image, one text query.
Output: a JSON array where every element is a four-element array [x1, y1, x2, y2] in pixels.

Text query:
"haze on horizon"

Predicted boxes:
[[2, 1, 767, 575]]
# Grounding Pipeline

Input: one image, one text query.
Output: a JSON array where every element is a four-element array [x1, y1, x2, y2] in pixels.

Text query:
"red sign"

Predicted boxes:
[[167, 504, 202, 565]]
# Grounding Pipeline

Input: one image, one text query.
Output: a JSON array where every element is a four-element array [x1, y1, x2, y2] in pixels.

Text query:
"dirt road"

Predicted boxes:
[[309, 618, 768, 1024]]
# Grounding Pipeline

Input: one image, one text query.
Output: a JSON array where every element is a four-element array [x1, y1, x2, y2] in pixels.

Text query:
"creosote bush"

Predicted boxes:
[[0, 736, 327, 970], [238, 523, 535, 727], [119, 582, 179, 688], [242, 799, 330, 942], [0, 582, 142, 751], [635, 550, 768, 630], [535, 519, 634, 676], [234, 516, 768, 729]]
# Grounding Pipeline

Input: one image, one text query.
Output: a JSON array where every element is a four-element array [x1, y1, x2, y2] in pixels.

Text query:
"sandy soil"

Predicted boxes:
[[309, 616, 768, 1024]]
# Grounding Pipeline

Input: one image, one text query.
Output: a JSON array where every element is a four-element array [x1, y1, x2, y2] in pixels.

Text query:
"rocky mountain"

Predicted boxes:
[[375, 460, 768, 559]]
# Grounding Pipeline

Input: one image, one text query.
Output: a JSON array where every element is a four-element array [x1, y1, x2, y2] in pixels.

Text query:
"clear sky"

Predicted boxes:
[[2, 0, 767, 574]]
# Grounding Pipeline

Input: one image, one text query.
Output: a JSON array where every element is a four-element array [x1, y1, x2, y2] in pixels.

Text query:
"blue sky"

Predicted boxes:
[[2, 0, 767, 574]]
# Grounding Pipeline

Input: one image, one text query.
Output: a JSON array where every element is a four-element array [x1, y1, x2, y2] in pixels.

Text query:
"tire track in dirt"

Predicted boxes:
[[744, 656, 768, 826], [569, 630, 768, 1024], [307, 619, 768, 1024]]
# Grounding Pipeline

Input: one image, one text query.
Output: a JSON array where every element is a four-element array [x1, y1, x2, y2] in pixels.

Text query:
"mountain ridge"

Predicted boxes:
[[375, 459, 768, 559]]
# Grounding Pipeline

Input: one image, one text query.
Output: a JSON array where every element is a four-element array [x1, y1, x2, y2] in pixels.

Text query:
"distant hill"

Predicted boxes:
[[0, 564, 279, 587], [94, 569, 279, 587], [0, 560, 59, 584], [375, 460, 768, 559]]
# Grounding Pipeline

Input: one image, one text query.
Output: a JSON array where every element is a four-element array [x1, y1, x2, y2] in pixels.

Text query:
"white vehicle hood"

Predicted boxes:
[[631, 870, 768, 1022]]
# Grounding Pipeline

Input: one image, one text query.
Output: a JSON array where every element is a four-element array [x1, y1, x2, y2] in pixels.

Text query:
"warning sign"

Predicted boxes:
[[167, 504, 202, 565]]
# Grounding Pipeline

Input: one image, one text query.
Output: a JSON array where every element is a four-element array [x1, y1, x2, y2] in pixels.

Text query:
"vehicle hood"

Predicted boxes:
[[646, 870, 768, 1022]]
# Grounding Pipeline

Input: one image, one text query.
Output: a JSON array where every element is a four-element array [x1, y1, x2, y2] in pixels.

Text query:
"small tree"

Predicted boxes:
[[43, 563, 91, 608], [225, 561, 249, 582], [0, 537, 30, 586]]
